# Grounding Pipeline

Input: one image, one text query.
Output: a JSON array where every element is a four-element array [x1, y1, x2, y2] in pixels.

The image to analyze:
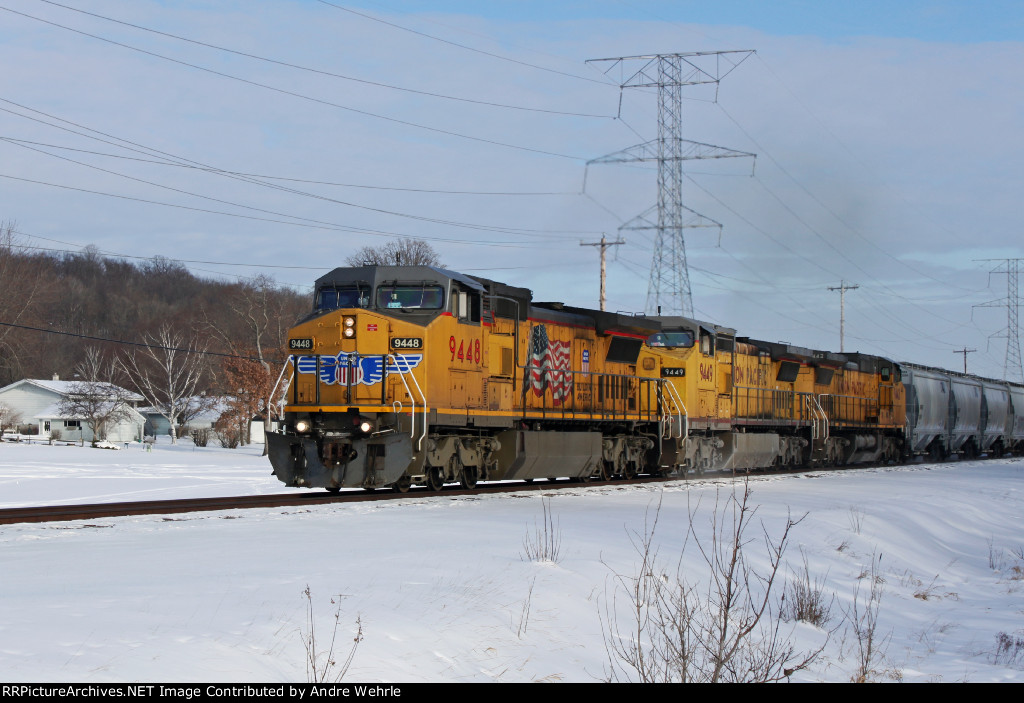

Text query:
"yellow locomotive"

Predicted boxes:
[[266, 265, 907, 491], [639, 318, 905, 474]]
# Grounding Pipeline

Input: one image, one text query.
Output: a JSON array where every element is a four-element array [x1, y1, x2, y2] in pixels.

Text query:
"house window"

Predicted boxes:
[[65, 420, 81, 429]]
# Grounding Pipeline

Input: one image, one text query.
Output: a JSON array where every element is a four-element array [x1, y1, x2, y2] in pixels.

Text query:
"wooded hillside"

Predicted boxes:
[[0, 225, 309, 390]]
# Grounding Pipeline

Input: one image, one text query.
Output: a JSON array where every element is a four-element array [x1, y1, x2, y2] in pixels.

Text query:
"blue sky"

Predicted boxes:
[[2, 0, 1023, 379], [346, 1, 1024, 42]]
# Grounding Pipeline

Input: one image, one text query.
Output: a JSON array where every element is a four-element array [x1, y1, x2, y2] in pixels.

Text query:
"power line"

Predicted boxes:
[[0, 4, 584, 160], [716, 100, 976, 293], [0, 320, 280, 363], [0, 136, 577, 195], [0, 171, 577, 250], [32, 0, 613, 120], [0, 100, 596, 241], [316, 0, 616, 86], [0, 136, 596, 238]]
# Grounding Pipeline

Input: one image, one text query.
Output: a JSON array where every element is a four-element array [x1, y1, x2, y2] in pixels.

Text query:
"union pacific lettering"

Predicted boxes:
[[734, 366, 769, 386], [838, 378, 867, 396]]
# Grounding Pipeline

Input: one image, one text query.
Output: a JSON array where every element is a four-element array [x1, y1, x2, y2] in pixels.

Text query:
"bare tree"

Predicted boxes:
[[57, 355, 137, 447], [0, 402, 22, 437], [199, 274, 303, 453], [601, 484, 825, 683], [345, 238, 443, 267], [0, 221, 53, 383], [120, 326, 207, 444]]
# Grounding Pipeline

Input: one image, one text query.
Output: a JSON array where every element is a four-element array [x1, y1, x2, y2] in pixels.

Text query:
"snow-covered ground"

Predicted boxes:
[[0, 438, 1022, 682]]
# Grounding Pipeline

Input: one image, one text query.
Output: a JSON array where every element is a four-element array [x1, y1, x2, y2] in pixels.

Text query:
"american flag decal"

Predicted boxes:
[[529, 324, 573, 406]]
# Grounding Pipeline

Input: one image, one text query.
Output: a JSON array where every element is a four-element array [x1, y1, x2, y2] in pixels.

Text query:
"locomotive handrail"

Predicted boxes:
[[659, 378, 687, 441], [809, 393, 829, 441], [803, 394, 823, 440], [267, 356, 295, 429], [384, 353, 429, 451]]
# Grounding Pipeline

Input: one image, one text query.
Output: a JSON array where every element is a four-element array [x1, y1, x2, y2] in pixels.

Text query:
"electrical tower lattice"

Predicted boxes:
[[586, 52, 755, 317], [975, 258, 1023, 384]]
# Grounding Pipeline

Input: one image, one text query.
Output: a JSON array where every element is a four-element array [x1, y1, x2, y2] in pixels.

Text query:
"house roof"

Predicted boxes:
[[138, 396, 232, 422], [0, 378, 143, 402], [36, 401, 146, 423]]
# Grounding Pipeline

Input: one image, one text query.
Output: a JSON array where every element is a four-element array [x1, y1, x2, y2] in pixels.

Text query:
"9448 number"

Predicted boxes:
[[390, 337, 423, 349], [449, 336, 481, 365]]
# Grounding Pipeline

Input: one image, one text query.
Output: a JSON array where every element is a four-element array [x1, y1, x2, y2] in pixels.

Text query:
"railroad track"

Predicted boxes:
[[4, 457, 992, 527], [0, 475, 672, 526]]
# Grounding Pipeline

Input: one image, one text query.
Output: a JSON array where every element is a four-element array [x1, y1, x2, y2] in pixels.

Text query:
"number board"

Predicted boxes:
[[661, 367, 685, 377], [289, 338, 314, 351], [391, 337, 423, 350]]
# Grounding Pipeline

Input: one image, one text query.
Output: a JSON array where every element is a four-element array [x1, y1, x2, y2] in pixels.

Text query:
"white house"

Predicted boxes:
[[0, 377, 145, 442], [139, 396, 231, 438]]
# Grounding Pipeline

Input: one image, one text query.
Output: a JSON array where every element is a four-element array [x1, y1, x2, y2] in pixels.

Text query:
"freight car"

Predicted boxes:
[[265, 265, 1024, 492]]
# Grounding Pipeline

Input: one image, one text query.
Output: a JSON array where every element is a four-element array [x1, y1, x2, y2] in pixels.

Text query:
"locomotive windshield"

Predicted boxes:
[[648, 331, 695, 348], [376, 284, 444, 310], [315, 285, 371, 312]]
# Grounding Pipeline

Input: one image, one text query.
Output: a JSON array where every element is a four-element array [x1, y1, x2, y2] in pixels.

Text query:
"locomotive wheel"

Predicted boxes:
[[622, 461, 637, 480], [427, 467, 445, 491], [460, 466, 479, 490], [598, 461, 611, 482], [324, 486, 341, 494], [392, 475, 411, 493]]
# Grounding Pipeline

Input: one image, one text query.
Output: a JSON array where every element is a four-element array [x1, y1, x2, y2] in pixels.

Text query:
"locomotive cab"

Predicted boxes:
[[270, 265, 483, 491]]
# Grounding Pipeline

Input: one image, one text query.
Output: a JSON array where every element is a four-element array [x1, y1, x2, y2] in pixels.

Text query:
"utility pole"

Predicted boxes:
[[974, 258, 1023, 383], [827, 280, 859, 353], [586, 51, 755, 317], [952, 347, 976, 374], [581, 234, 625, 311]]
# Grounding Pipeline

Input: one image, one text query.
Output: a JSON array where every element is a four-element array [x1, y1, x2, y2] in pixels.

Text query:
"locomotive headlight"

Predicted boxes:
[[358, 421, 373, 434], [294, 420, 310, 434], [342, 316, 356, 339], [343, 327, 355, 338]]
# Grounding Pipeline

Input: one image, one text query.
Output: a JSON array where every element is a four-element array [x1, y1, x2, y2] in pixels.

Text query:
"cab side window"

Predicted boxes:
[[454, 287, 481, 323]]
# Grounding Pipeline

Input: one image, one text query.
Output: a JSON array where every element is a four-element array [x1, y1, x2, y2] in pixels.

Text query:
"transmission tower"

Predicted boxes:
[[586, 51, 755, 317], [974, 258, 1023, 383]]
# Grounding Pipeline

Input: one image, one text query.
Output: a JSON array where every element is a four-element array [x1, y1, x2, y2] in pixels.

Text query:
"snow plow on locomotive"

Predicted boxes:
[[265, 265, 1024, 492]]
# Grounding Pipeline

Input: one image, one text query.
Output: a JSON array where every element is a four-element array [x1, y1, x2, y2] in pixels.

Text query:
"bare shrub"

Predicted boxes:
[[215, 417, 242, 448], [191, 428, 210, 447], [601, 483, 825, 683], [990, 631, 1024, 669], [989, 540, 1024, 580], [845, 552, 897, 682], [521, 497, 562, 563], [848, 506, 865, 535], [782, 550, 834, 627], [513, 577, 536, 639], [302, 586, 363, 683]]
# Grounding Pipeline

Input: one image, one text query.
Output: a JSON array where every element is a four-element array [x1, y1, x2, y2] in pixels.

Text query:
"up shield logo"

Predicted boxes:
[[296, 353, 424, 386]]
